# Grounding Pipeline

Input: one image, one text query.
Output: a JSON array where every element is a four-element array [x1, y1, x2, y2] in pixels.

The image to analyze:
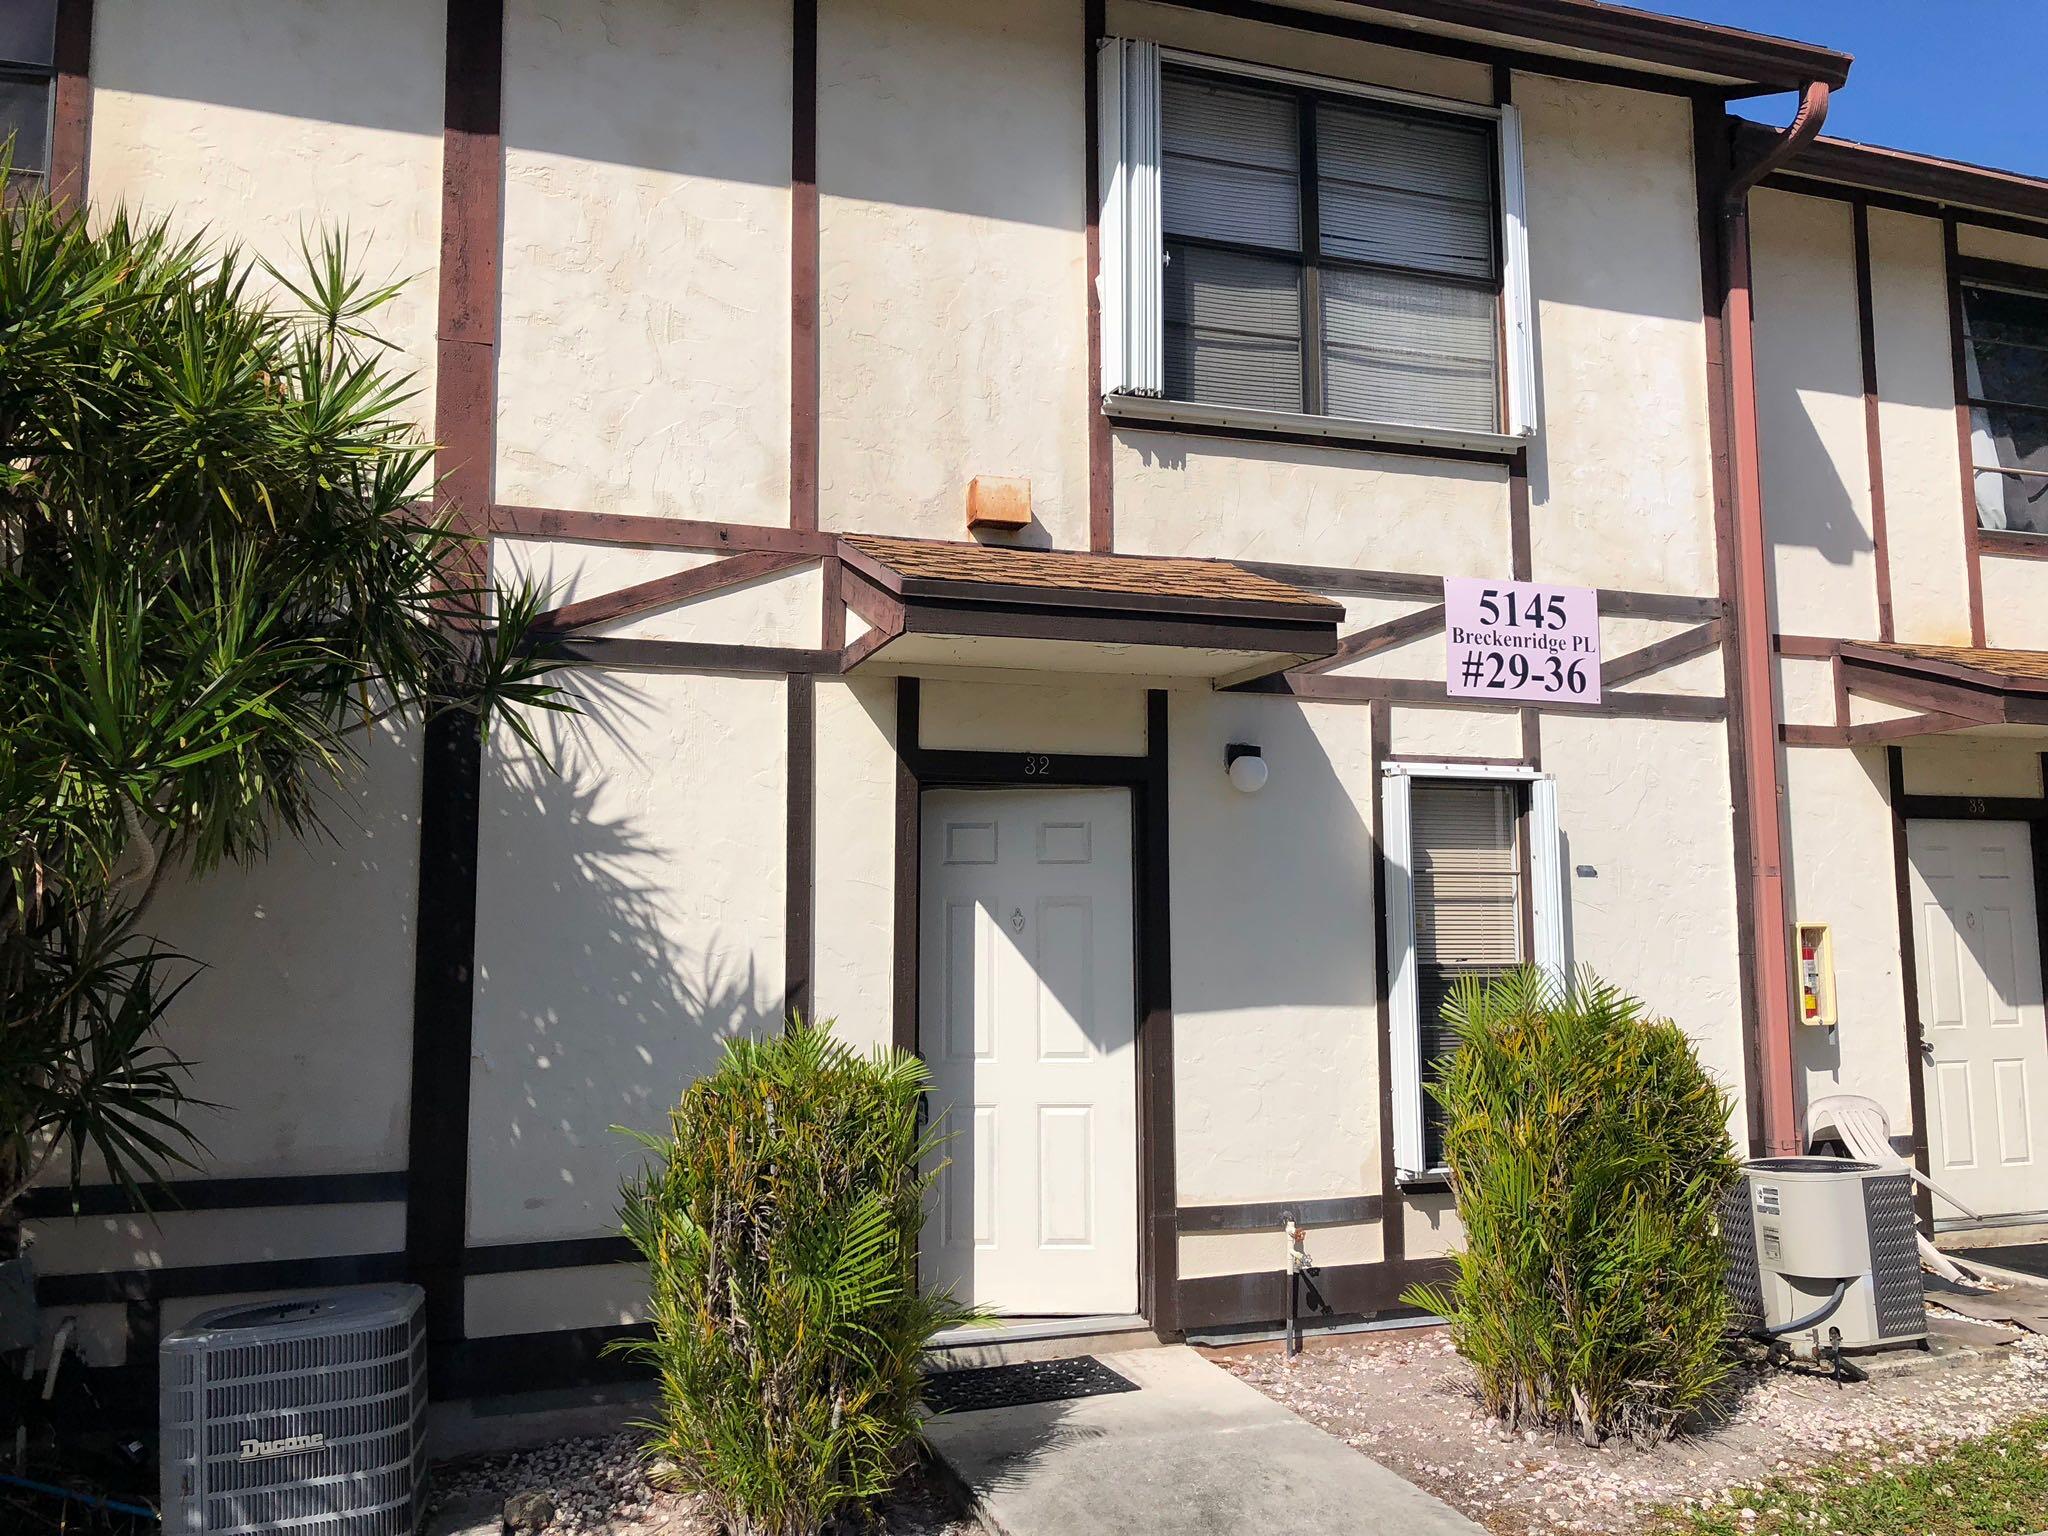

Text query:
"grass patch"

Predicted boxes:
[[1650, 1412, 2048, 1535]]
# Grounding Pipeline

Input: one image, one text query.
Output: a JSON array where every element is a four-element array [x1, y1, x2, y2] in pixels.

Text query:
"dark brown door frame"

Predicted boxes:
[[892, 677, 1178, 1333], [1887, 748, 2048, 1233]]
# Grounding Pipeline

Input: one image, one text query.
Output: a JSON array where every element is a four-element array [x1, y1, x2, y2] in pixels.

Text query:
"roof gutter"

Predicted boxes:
[[1716, 80, 1831, 1158]]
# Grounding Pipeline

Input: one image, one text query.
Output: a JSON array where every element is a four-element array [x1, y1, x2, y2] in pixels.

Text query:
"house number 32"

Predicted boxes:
[[1021, 754, 1053, 776]]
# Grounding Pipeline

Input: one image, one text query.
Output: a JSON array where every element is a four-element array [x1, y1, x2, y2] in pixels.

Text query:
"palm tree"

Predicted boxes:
[[0, 177, 570, 1232]]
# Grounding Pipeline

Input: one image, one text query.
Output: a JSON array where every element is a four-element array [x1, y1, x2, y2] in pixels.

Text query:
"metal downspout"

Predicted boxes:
[[1719, 82, 1831, 1157]]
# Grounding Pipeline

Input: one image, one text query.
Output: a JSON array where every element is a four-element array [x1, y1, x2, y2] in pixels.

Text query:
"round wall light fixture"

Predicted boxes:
[[1225, 742, 1268, 795]]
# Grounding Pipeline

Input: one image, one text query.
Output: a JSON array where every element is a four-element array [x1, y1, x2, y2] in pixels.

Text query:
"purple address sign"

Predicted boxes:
[[1443, 577, 1601, 704]]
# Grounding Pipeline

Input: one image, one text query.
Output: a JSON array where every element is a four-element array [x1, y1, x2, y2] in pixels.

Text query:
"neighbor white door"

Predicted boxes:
[[919, 787, 1138, 1316], [1908, 818, 2048, 1218]]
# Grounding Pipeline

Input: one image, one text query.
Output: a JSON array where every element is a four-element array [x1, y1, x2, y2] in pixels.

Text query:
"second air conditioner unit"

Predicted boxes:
[[1722, 1157, 1926, 1366]]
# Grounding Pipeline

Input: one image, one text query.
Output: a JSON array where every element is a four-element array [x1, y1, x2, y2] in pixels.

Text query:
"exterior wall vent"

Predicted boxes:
[[160, 1284, 427, 1536]]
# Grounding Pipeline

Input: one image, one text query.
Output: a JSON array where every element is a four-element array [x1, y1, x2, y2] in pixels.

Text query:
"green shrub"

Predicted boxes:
[[1403, 967, 1739, 1447], [615, 1019, 974, 1536]]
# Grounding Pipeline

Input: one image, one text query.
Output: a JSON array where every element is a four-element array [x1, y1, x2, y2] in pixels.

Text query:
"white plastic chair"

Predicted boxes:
[[1806, 1093, 1979, 1283]]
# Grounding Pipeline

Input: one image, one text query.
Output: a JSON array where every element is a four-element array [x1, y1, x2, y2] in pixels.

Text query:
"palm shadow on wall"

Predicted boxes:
[[465, 666, 783, 1247]]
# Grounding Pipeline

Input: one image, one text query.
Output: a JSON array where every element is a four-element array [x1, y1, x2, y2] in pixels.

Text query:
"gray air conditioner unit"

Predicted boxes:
[[160, 1284, 428, 1536], [1723, 1157, 1926, 1366]]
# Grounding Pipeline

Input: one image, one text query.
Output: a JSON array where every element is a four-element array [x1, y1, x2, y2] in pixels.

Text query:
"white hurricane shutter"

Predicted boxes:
[[1529, 775, 1566, 981], [1098, 37, 1162, 398], [1497, 102, 1538, 437], [1380, 770, 1424, 1180]]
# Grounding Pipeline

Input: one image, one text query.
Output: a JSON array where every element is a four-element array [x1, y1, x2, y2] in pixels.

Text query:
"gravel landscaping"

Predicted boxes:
[[1208, 1312, 2048, 1535], [429, 1432, 978, 1536]]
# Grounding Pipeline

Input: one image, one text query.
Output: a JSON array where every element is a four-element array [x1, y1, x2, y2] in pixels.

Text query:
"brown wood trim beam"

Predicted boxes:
[[1887, 749, 1936, 1232], [1956, 255, 2048, 298], [891, 678, 920, 1056], [1944, 215, 1989, 647], [1140, 687, 1178, 1334], [1368, 698, 1401, 1266], [1176, 1195, 1383, 1234], [786, 675, 815, 1021], [1782, 713, 1976, 748], [1176, 1256, 1454, 1333], [408, 0, 504, 1355], [535, 636, 840, 674], [492, 504, 833, 557], [1854, 202, 1896, 643], [1773, 634, 1842, 659], [1837, 668, 2007, 725], [1239, 672, 1725, 721], [1297, 604, 1445, 675], [837, 620, 900, 672], [49, 0, 92, 206], [1977, 528, 2048, 561], [531, 550, 811, 634], [820, 554, 846, 650], [790, 0, 819, 534], [1601, 619, 1725, 688]]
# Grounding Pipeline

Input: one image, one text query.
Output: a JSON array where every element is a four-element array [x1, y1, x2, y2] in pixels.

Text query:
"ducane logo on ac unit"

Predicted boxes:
[[239, 1432, 326, 1460]]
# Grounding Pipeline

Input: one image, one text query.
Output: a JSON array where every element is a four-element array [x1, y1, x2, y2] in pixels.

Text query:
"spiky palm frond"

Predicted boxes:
[[1, 174, 574, 1229], [1402, 967, 1739, 1448], [614, 1018, 984, 1536]]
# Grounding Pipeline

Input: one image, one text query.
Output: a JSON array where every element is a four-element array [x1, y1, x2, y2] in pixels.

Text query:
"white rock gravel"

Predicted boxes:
[[1210, 1314, 2048, 1535], [429, 1431, 977, 1536]]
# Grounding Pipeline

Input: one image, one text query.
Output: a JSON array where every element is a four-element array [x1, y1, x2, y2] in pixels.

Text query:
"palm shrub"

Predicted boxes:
[[615, 1019, 976, 1536], [1, 171, 569, 1233], [1403, 967, 1739, 1446]]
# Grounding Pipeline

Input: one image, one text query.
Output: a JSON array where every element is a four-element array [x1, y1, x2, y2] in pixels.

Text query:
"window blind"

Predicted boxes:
[[1411, 781, 1522, 1171], [1156, 62, 1501, 434]]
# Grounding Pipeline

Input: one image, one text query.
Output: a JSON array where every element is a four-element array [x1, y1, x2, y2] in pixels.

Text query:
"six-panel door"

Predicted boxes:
[[1908, 818, 2048, 1220], [918, 787, 1139, 1316]]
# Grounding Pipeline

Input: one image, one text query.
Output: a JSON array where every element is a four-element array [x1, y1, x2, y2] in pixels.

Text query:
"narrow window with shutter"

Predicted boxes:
[[1383, 766, 1561, 1180], [1411, 782, 1523, 1169]]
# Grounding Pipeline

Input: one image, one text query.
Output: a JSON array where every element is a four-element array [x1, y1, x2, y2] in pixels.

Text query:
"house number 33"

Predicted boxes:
[[1021, 754, 1053, 776]]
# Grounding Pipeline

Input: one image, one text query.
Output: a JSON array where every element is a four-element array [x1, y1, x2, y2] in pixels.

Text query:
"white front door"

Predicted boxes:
[[1909, 818, 2048, 1219], [919, 787, 1138, 1316]]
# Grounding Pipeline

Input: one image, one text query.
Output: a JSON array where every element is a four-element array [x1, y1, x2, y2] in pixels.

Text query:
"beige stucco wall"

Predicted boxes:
[[1782, 746, 1911, 1126], [1541, 714, 1748, 1130], [1982, 556, 2048, 650], [1113, 432, 1510, 569], [1901, 738, 2045, 799], [467, 668, 789, 1245], [494, 538, 824, 649], [465, 1265, 649, 1338], [136, 723, 424, 1177], [812, 677, 899, 1054], [25, 1204, 404, 1277], [1870, 208, 1972, 647], [87, 0, 445, 436], [1518, 75, 1717, 599], [1169, 692, 1379, 1207], [1749, 189, 1879, 640], [495, 0, 792, 526], [817, 0, 1090, 549]]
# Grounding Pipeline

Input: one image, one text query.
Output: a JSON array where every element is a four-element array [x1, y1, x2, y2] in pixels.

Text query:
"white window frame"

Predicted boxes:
[[1097, 39, 1539, 455], [1380, 762, 1564, 1182]]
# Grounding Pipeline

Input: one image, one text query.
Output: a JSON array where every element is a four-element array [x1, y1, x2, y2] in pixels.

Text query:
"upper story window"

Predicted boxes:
[[0, 0, 57, 187], [1961, 279, 2048, 536], [1099, 39, 1536, 456]]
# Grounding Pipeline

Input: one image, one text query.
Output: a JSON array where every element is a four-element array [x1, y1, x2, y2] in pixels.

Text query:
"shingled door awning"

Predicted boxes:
[[835, 534, 1341, 682], [1830, 642, 2048, 737]]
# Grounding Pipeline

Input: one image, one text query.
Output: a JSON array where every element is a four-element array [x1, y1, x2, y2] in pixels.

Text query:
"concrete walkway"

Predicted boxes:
[[925, 1346, 1486, 1536]]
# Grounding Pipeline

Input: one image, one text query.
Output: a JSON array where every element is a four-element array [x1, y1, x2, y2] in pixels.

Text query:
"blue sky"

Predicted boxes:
[[1654, 1, 2046, 177]]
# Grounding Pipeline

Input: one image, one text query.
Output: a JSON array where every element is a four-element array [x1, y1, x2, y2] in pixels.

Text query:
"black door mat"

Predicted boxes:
[[923, 1355, 1138, 1414]]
